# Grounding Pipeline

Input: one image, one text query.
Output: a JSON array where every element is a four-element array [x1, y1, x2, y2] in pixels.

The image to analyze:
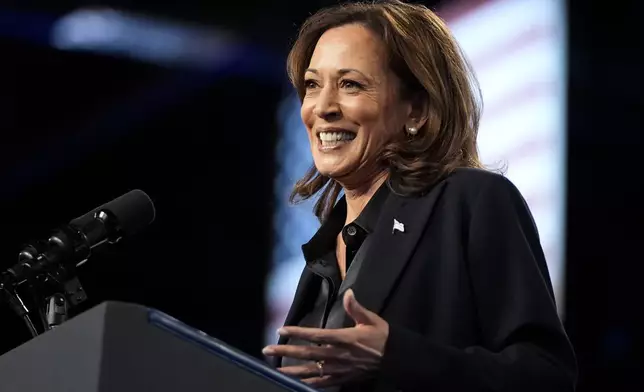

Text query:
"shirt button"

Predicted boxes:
[[346, 225, 357, 236]]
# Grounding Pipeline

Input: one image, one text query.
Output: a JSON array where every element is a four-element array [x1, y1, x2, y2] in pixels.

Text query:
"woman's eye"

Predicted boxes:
[[340, 79, 362, 90], [304, 79, 318, 89]]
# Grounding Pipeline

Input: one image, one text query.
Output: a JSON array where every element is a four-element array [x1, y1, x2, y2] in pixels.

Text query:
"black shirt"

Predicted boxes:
[[282, 183, 390, 382]]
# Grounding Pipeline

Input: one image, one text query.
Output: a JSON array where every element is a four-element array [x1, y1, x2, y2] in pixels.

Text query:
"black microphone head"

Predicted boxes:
[[70, 190, 156, 237], [102, 189, 156, 236]]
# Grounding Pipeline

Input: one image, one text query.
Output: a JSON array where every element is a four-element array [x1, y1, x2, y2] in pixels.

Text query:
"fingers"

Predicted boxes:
[[301, 375, 335, 387], [263, 343, 347, 361], [278, 364, 322, 379], [278, 362, 352, 379], [277, 326, 354, 345]]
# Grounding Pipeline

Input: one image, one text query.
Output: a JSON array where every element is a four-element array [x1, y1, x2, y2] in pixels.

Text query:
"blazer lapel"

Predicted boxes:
[[280, 268, 318, 338], [342, 182, 446, 326], [270, 268, 318, 367]]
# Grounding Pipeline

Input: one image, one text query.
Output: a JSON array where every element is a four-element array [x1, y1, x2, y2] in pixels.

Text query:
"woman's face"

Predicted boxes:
[[301, 24, 413, 187]]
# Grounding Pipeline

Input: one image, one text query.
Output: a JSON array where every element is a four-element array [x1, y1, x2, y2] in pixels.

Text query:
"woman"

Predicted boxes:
[[262, 1, 577, 391]]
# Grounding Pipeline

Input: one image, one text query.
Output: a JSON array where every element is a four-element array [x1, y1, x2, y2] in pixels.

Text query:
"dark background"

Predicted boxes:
[[0, 0, 642, 391]]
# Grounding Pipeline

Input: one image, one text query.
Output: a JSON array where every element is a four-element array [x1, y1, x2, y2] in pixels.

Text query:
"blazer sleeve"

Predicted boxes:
[[378, 175, 578, 392]]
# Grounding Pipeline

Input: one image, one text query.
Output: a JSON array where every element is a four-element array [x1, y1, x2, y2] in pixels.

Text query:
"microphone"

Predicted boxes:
[[3, 189, 156, 286]]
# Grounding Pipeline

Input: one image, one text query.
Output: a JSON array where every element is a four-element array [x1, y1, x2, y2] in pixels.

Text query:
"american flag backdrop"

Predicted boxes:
[[267, 0, 568, 344]]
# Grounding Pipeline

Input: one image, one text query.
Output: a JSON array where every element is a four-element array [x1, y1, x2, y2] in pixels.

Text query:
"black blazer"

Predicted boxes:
[[276, 168, 577, 392]]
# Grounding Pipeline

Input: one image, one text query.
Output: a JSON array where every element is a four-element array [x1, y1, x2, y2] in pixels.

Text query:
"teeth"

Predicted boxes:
[[319, 131, 356, 141]]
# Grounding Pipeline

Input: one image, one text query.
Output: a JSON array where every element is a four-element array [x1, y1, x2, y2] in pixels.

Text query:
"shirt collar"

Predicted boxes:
[[301, 182, 390, 263]]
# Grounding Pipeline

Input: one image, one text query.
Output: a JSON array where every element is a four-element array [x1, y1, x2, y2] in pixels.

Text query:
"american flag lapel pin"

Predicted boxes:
[[392, 218, 405, 234]]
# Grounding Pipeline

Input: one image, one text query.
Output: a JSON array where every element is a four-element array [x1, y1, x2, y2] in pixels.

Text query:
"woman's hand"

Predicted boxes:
[[262, 289, 389, 388]]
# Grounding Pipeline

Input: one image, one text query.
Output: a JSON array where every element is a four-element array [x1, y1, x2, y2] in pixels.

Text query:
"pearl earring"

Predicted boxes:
[[407, 126, 418, 136]]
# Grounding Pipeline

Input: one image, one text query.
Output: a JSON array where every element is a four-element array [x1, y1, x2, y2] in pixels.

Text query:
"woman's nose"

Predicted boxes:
[[313, 89, 341, 120]]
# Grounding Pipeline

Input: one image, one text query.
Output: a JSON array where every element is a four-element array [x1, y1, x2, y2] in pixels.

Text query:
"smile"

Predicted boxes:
[[316, 129, 357, 150]]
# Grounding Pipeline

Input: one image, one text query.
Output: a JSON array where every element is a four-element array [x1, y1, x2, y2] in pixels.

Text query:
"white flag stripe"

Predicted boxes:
[[478, 98, 561, 159], [448, 0, 563, 59], [483, 80, 558, 121], [468, 24, 557, 72]]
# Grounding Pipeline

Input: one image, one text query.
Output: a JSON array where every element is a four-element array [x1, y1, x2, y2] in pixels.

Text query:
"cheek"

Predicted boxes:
[[378, 102, 406, 139], [359, 107, 396, 141], [300, 101, 315, 129], [342, 100, 381, 134]]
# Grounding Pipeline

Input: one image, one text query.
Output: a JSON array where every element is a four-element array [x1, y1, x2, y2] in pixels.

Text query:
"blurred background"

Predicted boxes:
[[0, 0, 641, 391]]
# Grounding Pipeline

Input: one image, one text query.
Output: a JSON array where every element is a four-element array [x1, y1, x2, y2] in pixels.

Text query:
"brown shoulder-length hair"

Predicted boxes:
[[287, 0, 483, 221]]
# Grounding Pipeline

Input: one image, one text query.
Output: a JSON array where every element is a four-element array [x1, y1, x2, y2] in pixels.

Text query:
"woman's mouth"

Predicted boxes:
[[317, 131, 356, 150]]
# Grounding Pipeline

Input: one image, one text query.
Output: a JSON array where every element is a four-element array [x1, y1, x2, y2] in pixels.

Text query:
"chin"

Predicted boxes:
[[310, 146, 360, 180], [313, 161, 349, 179], [315, 165, 342, 179]]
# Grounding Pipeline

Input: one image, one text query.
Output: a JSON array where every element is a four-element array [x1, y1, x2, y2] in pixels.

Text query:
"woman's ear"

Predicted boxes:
[[406, 92, 430, 130]]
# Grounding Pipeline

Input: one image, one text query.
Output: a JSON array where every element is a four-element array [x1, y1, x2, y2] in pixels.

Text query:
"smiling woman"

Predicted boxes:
[[263, 1, 577, 392]]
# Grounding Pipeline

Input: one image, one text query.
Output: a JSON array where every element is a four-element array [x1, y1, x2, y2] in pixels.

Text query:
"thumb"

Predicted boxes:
[[343, 289, 377, 325]]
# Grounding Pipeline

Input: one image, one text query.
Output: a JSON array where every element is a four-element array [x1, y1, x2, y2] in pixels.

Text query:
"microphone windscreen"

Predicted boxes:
[[70, 190, 156, 237], [102, 189, 156, 236]]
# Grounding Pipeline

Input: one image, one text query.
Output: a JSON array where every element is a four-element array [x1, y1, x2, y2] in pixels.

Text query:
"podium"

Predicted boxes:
[[0, 301, 317, 392]]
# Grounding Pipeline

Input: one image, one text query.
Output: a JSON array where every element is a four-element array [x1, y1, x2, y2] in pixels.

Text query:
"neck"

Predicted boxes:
[[342, 173, 388, 225]]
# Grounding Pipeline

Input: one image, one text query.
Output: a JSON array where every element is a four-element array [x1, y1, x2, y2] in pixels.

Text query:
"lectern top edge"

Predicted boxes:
[[147, 306, 319, 392]]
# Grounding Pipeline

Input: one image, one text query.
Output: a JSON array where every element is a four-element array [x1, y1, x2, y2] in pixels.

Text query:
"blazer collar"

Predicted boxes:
[[301, 182, 390, 264]]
